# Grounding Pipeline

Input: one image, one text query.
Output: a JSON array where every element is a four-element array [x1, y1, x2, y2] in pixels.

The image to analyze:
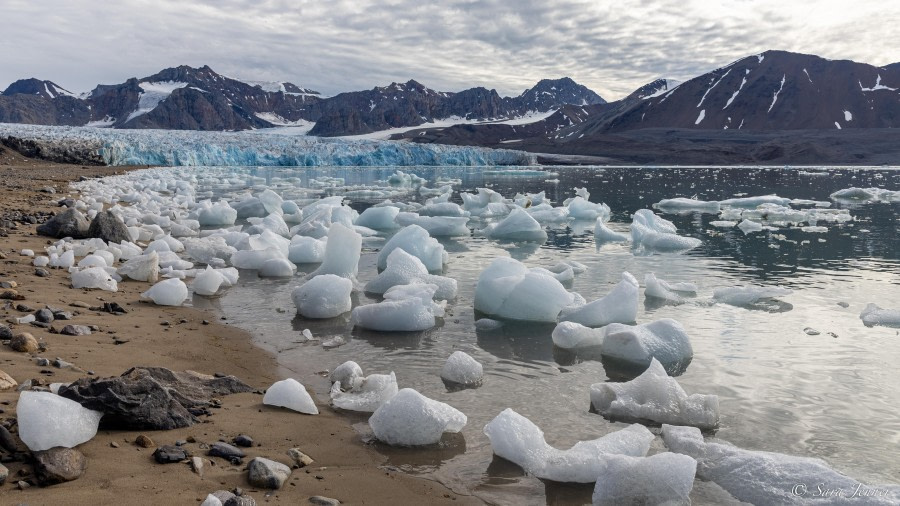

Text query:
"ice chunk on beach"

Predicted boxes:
[[263, 378, 318, 415], [197, 200, 237, 226], [600, 319, 694, 373], [713, 285, 792, 306], [644, 273, 697, 303], [661, 424, 900, 505], [50, 249, 75, 268], [351, 283, 443, 331], [591, 452, 697, 506], [655, 197, 721, 214], [376, 225, 447, 272], [594, 219, 629, 243], [331, 372, 398, 412], [259, 258, 296, 277], [860, 303, 900, 327], [630, 210, 701, 253], [482, 207, 547, 242], [355, 206, 400, 230], [71, 266, 118, 291], [141, 277, 189, 306], [117, 251, 160, 283], [329, 361, 364, 390], [560, 272, 638, 327], [552, 321, 606, 349], [183, 236, 237, 265], [292, 274, 353, 318], [474, 257, 574, 322], [17, 391, 103, 451], [365, 248, 457, 299], [591, 358, 717, 429], [369, 388, 466, 446], [192, 266, 226, 296], [483, 408, 654, 483], [308, 223, 361, 280], [77, 254, 108, 268], [441, 351, 483, 386]]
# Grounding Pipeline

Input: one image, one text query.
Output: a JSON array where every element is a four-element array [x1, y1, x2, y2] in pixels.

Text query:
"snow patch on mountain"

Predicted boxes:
[[859, 75, 897, 92], [768, 75, 786, 113], [125, 81, 189, 123]]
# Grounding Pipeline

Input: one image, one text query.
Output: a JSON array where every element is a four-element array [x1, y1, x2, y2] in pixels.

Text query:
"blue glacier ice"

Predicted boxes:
[[0, 123, 536, 167]]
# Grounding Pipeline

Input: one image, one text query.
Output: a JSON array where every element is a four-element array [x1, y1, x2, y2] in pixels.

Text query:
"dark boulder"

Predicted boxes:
[[86, 210, 130, 244], [36, 208, 89, 239]]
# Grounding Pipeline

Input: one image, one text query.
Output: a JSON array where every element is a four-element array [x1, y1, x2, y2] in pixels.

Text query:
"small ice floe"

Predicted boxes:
[[559, 272, 639, 327], [644, 273, 697, 303], [591, 358, 717, 429], [141, 278, 188, 306], [17, 391, 103, 451], [709, 220, 737, 228], [830, 187, 900, 203], [258, 258, 296, 277], [351, 283, 445, 331], [737, 219, 764, 234], [552, 321, 605, 349], [33, 256, 50, 267], [661, 424, 900, 505], [308, 223, 362, 280], [630, 210, 701, 254], [197, 200, 238, 226], [395, 213, 469, 237], [71, 266, 119, 291], [192, 266, 226, 296], [292, 274, 353, 319], [440, 351, 483, 387], [593, 218, 629, 243], [474, 257, 574, 322], [719, 195, 791, 208], [288, 236, 327, 264], [591, 452, 697, 506], [331, 371, 398, 412], [376, 224, 447, 272], [859, 303, 900, 327], [713, 285, 792, 306], [117, 251, 160, 282], [654, 197, 721, 214], [474, 318, 504, 331], [365, 248, 457, 299], [483, 408, 654, 483], [369, 388, 466, 446], [481, 207, 547, 242], [566, 196, 611, 221], [263, 378, 318, 415], [599, 319, 694, 375], [354, 206, 400, 230]]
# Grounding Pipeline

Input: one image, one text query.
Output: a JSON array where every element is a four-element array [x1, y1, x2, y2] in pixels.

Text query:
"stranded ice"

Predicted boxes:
[[263, 378, 318, 415], [292, 274, 353, 319], [369, 388, 467, 446], [440, 351, 483, 386], [141, 278, 189, 306], [17, 391, 103, 451]]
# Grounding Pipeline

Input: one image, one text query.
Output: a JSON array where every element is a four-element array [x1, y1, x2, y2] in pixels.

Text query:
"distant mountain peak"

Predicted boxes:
[[2, 78, 75, 99]]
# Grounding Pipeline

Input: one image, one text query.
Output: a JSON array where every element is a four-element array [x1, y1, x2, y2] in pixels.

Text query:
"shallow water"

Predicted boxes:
[[194, 165, 900, 505]]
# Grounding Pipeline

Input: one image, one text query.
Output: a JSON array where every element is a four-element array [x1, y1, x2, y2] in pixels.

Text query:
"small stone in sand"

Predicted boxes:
[[309, 496, 340, 505], [0, 325, 12, 339], [10, 333, 38, 353], [208, 442, 244, 461], [135, 434, 155, 448], [153, 445, 188, 464], [33, 447, 87, 484], [287, 448, 314, 468], [191, 456, 205, 477], [60, 325, 92, 336], [233, 434, 253, 447], [247, 457, 291, 489], [110, 441, 120, 448], [0, 370, 17, 390], [34, 268, 50, 277], [0, 463, 8, 485]]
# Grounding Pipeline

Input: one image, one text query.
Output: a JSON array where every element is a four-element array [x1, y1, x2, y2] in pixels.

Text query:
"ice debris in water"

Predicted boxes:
[[591, 452, 697, 506], [440, 351, 483, 387], [593, 219, 629, 243], [591, 358, 718, 429], [308, 223, 361, 280], [288, 236, 327, 264], [859, 303, 900, 327], [830, 187, 900, 203], [197, 200, 237, 226], [713, 285, 792, 306], [481, 207, 547, 242], [351, 283, 445, 331], [661, 424, 900, 505], [292, 274, 353, 319], [737, 219, 764, 234], [331, 371, 398, 412], [559, 272, 638, 327], [376, 224, 447, 272], [644, 273, 697, 303], [719, 195, 791, 208], [600, 319, 694, 373], [552, 321, 606, 349], [365, 248, 457, 299], [329, 361, 364, 390], [369, 388, 466, 446], [263, 378, 318, 415], [566, 196, 611, 221], [474, 318, 504, 331], [354, 206, 400, 230], [395, 213, 469, 237], [141, 277, 189, 306], [483, 408, 654, 483], [192, 266, 226, 296], [258, 257, 296, 277], [474, 257, 574, 322], [17, 391, 103, 451], [654, 197, 721, 214], [71, 266, 119, 291], [117, 251, 160, 282], [630, 209, 701, 253]]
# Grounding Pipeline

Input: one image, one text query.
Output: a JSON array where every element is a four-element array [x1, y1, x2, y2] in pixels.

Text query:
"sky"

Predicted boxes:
[[2, 0, 897, 100]]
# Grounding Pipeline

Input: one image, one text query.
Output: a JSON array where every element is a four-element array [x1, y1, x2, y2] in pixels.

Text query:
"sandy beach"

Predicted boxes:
[[0, 146, 480, 505]]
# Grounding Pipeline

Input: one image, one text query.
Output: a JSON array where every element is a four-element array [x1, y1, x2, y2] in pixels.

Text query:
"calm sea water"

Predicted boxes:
[[192, 165, 900, 505]]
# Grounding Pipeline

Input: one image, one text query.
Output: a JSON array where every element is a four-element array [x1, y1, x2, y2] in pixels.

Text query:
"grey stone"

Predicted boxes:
[[52, 310, 73, 320], [0, 325, 12, 339], [247, 457, 291, 489], [233, 434, 253, 447], [224, 497, 257, 506], [86, 210, 130, 244], [190, 456, 205, 476], [0, 425, 16, 453], [0, 462, 7, 485], [309, 496, 341, 506], [34, 308, 54, 323], [208, 442, 244, 460], [287, 448, 314, 468], [60, 324, 92, 336], [33, 447, 86, 484], [9, 333, 38, 353], [36, 208, 89, 239], [152, 445, 187, 464], [59, 367, 253, 430], [34, 268, 51, 277]]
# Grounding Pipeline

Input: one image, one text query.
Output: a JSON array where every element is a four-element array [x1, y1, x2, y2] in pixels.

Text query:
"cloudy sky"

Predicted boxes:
[[2, 0, 897, 100]]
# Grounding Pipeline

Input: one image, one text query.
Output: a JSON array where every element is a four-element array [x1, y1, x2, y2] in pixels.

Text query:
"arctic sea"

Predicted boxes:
[[183, 165, 900, 505]]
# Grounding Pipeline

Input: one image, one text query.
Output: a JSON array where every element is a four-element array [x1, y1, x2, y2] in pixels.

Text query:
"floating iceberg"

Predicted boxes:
[[292, 274, 353, 319], [559, 272, 638, 327], [331, 371, 398, 412], [830, 187, 900, 203], [567, 196, 610, 221], [376, 225, 447, 272], [719, 195, 791, 208], [654, 197, 721, 214], [630, 210, 701, 253], [394, 213, 469, 237], [860, 303, 900, 327], [474, 257, 574, 322], [441, 351, 483, 387], [351, 283, 445, 331], [593, 219, 629, 243], [591, 358, 717, 429], [263, 378, 318, 415], [713, 285, 792, 306], [591, 453, 697, 506], [308, 223, 361, 280], [599, 319, 694, 374], [552, 321, 606, 349], [661, 424, 900, 505], [354, 206, 400, 230], [644, 273, 697, 303], [17, 391, 103, 451], [369, 388, 466, 446], [365, 248, 457, 299], [482, 207, 547, 242], [483, 408, 654, 483], [288, 236, 327, 264]]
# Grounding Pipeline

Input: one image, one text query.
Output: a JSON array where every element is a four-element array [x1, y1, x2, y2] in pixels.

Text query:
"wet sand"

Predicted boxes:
[[0, 147, 481, 505]]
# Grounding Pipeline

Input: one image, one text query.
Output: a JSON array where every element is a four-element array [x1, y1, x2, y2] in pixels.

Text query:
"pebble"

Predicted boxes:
[[34, 268, 50, 278], [60, 324, 92, 336], [70, 301, 91, 308], [0, 281, 14, 288], [208, 442, 245, 461], [309, 496, 341, 506], [135, 434, 155, 448], [837, 301, 850, 308], [110, 441, 120, 448], [233, 434, 253, 447], [0, 370, 17, 391], [287, 448, 314, 468], [33, 447, 87, 484], [0, 325, 11, 339], [191, 456, 205, 477], [0, 425, 17, 453], [0, 463, 7, 485], [34, 308, 54, 323], [153, 445, 188, 464], [803, 327, 821, 335], [247, 457, 292, 489], [9, 332, 39, 353]]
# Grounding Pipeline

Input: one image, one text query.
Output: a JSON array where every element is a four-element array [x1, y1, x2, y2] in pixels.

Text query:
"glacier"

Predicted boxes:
[[0, 123, 535, 167]]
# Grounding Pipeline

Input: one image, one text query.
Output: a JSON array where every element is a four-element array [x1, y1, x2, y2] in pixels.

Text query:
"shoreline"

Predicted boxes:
[[0, 150, 480, 504]]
